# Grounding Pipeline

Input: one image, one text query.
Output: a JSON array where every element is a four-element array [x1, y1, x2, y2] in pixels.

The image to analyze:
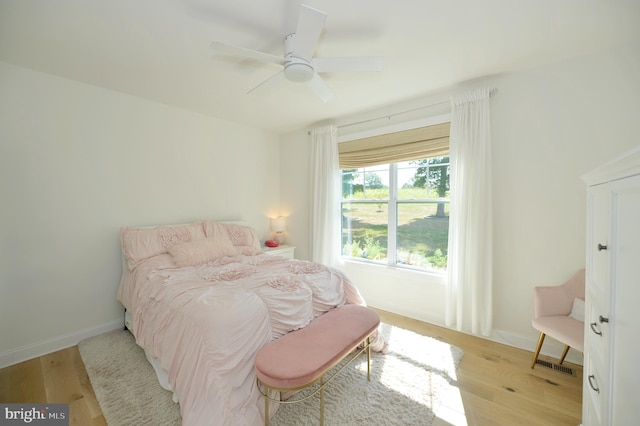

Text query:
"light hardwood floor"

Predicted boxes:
[[0, 308, 582, 425], [376, 309, 582, 426]]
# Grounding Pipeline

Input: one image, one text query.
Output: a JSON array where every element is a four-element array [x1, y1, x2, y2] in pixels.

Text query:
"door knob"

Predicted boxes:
[[597, 243, 608, 251]]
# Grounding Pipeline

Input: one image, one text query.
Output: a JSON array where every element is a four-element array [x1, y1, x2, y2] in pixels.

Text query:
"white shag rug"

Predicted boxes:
[[79, 323, 463, 425]]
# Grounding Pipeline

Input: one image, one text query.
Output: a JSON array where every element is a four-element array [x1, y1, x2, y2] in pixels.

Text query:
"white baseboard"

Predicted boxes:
[[0, 319, 124, 369], [371, 304, 584, 366]]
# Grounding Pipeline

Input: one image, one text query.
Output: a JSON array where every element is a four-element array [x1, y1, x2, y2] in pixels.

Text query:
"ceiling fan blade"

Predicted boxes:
[[292, 4, 327, 60], [313, 56, 384, 73], [247, 71, 286, 96], [210, 41, 287, 66], [306, 73, 334, 102]]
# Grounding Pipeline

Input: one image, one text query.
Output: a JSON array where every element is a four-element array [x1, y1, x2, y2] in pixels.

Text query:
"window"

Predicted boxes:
[[338, 121, 451, 271], [341, 156, 450, 271]]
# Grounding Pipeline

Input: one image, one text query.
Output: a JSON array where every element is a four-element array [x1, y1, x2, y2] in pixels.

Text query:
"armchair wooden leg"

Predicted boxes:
[[559, 345, 570, 365], [531, 332, 546, 369]]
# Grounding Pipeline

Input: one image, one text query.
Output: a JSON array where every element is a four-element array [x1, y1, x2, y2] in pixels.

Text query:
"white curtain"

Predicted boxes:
[[445, 87, 493, 336], [309, 124, 340, 266]]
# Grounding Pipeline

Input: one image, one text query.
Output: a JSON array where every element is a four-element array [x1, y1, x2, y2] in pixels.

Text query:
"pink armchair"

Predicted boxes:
[[530, 269, 585, 369]]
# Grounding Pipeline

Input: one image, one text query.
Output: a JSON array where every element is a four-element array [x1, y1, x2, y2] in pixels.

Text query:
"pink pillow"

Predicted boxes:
[[121, 221, 206, 270], [203, 221, 262, 252], [168, 238, 239, 267], [236, 246, 264, 256], [203, 221, 230, 240]]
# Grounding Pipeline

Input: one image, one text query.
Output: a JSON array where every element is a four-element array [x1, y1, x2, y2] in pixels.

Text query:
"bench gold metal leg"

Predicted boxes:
[[367, 336, 372, 381], [264, 383, 269, 426], [320, 375, 325, 426]]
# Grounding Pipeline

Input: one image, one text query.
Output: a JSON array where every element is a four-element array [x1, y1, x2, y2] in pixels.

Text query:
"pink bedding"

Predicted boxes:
[[117, 249, 382, 425]]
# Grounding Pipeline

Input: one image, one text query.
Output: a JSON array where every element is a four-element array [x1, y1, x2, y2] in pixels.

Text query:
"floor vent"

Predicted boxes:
[[536, 359, 576, 376]]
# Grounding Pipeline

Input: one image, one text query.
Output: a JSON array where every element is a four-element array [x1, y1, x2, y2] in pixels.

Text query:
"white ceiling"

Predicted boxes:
[[1, 0, 639, 134]]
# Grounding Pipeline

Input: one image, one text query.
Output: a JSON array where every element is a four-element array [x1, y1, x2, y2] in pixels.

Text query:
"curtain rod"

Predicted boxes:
[[307, 88, 496, 135], [338, 100, 450, 130], [307, 100, 450, 135]]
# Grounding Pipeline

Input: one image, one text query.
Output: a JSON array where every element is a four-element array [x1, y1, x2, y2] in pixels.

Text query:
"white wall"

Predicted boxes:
[[0, 61, 280, 367], [280, 42, 640, 363]]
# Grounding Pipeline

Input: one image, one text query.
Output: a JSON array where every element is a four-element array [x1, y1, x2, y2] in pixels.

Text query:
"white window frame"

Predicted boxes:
[[338, 113, 451, 272], [340, 160, 450, 272]]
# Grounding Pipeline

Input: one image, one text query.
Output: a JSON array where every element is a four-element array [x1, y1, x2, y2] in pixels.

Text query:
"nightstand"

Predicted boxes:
[[263, 245, 296, 259]]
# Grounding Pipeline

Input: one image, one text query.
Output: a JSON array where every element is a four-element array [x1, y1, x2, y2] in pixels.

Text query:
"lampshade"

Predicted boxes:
[[271, 216, 286, 232]]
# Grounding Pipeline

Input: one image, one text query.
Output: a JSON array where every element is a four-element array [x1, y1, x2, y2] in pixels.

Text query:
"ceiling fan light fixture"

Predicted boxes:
[[209, 5, 381, 101], [284, 62, 314, 83]]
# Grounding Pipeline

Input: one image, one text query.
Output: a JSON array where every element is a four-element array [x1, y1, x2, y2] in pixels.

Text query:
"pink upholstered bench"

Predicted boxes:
[[255, 304, 380, 426]]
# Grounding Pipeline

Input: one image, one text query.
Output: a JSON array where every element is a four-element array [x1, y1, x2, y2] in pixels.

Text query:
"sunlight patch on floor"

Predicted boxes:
[[355, 325, 469, 425], [431, 382, 468, 425]]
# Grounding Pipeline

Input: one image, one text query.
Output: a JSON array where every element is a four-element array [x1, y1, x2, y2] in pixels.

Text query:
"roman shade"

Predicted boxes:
[[338, 122, 450, 169]]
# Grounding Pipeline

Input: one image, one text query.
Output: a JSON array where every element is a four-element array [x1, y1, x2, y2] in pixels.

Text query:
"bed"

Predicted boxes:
[[116, 220, 385, 425]]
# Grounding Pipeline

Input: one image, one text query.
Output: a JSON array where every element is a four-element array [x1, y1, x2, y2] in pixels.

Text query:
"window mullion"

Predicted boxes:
[[388, 163, 397, 265]]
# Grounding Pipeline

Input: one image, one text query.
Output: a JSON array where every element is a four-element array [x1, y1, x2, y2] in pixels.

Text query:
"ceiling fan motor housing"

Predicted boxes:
[[283, 34, 314, 83]]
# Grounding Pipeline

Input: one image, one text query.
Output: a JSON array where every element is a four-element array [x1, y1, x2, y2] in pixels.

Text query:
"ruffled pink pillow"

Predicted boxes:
[[203, 222, 263, 252], [121, 221, 206, 270], [168, 238, 239, 267], [236, 246, 264, 256]]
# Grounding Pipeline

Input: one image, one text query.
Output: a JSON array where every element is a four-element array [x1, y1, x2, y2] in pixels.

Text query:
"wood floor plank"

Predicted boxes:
[[40, 347, 102, 425], [41, 347, 84, 404], [70, 344, 103, 420], [68, 397, 92, 426], [0, 357, 46, 403], [460, 389, 554, 426]]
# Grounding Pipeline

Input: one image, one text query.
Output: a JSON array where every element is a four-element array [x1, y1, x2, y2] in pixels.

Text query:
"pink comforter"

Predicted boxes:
[[118, 253, 377, 425]]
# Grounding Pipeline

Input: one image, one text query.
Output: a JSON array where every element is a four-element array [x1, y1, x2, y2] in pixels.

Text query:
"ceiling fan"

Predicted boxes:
[[209, 4, 383, 102]]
